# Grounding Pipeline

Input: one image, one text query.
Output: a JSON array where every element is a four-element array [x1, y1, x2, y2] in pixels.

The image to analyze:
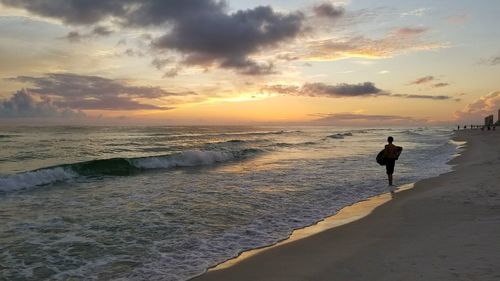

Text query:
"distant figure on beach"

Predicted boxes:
[[383, 136, 403, 188]]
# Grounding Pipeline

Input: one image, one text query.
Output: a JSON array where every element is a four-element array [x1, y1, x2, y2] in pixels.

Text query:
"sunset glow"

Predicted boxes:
[[1, 0, 499, 125]]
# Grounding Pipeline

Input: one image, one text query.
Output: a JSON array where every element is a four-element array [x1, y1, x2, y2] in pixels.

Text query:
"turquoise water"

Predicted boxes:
[[0, 126, 457, 280]]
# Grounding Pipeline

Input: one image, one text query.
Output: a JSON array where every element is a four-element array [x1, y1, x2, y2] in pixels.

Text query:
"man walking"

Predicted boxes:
[[383, 136, 402, 188]]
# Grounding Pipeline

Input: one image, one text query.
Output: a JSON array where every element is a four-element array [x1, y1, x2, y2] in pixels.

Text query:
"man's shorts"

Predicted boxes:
[[386, 159, 396, 175]]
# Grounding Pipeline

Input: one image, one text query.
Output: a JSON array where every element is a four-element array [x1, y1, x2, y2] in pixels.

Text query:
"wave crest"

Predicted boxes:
[[0, 149, 262, 193], [327, 132, 353, 139]]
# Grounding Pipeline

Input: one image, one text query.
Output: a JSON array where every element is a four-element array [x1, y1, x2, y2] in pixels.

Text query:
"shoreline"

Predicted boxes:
[[193, 135, 457, 277], [193, 129, 500, 280], [206, 183, 411, 272]]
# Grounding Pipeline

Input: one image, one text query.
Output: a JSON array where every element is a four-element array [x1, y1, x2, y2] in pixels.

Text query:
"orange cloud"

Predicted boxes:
[[454, 91, 500, 123], [303, 27, 444, 61]]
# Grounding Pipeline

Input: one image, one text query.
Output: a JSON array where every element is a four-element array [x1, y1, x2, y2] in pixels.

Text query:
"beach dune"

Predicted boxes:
[[194, 130, 500, 281]]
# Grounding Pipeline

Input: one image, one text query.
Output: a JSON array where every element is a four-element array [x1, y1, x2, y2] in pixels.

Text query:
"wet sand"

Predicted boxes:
[[193, 129, 500, 281]]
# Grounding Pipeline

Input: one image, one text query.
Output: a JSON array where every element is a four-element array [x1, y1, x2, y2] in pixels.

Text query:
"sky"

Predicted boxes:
[[0, 0, 499, 126]]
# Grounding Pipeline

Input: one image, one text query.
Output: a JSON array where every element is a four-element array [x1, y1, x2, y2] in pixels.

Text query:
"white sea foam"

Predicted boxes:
[[0, 167, 78, 192], [0, 149, 259, 192], [131, 150, 237, 169], [327, 132, 353, 139]]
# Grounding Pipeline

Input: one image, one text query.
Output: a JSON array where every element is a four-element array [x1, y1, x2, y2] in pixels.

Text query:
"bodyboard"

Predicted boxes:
[[376, 149, 387, 166], [395, 146, 403, 160]]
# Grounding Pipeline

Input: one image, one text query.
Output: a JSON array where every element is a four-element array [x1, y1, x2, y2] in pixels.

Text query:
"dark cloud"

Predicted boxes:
[[408, 76, 451, 89], [163, 67, 182, 78], [310, 112, 425, 125], [92, 26, 113, 36], [0, 0, 131, 25], [263, 82, 383, 97], [54, 96, 170, 110], [152, 5, 304, 74], [263, 82, 455, 100], [2, 0, 305, 75], [433, 82, 449, 88], [390, 94, 455, 100], [9, 73, 193, 111], [302, 82, 382, 97], [124, 0, 226, 27], [0, 89, 85, 118], [313, 3, 345, 18], [410, 75, 435, 84], [62, 26, 114, 43], [151, 58, 182, 77], [221, 59, 276, 75], [63, 31, 83, 42], [151, 57, 171, 70]]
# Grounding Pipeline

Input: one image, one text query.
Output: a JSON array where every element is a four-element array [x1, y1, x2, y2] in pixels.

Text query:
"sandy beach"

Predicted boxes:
[[194, 129, 500, 281]]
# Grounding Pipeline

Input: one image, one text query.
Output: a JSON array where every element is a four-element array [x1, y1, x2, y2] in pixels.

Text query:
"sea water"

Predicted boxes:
[[0, 126, 458, 280]]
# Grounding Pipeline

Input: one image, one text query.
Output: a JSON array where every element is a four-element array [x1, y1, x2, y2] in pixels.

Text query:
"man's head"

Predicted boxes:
[[387, 136, 394, 143]]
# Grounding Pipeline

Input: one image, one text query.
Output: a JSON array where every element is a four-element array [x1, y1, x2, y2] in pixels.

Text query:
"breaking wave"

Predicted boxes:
[[0, 149, 262, 192], [327, 132, 353, 139]]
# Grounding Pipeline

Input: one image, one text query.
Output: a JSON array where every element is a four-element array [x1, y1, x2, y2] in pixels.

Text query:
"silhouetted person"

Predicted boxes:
[[383, 136, 402, 189], [457, 125, 460, 131]]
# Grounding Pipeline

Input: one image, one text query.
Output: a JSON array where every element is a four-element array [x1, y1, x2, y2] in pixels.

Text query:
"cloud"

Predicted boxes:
[[313, 2, 345, 18], [0, 89, 85, 118], [401, 8, 430, 17], [410, 75, 435, 84], [310, 112, 426, 125], [152, 5, 304, 75], [394, 27, 427, 36], [479, 55, 500, 66], [304, 27, 441, 61], [0, 0, 132, 25], [263, 82, 383, 97], [276, 53, 300, 61], [123, 48, 145, 57], [61, 26, 114, 43], [263, 82, 455, 100], [9, 73, 193, 110], [63, 31, 84, 42], [390, 94, 455, 100], [454, 91, 500, 123], [221, 60, 276, 76], [163, 66, 182, 78], [92, 25, 113, 36], [408, 76, 450, 88], [124, 0, 226, 27], [433, 82, 449, 88], [0, 1, 442, 75], [151, 57, 171, 70], [1, 0, 305, 75], [302, 82, 382, 97]]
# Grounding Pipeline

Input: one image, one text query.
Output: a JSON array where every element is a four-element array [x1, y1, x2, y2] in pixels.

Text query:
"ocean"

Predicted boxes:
[[0, 126, 459, 280]]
